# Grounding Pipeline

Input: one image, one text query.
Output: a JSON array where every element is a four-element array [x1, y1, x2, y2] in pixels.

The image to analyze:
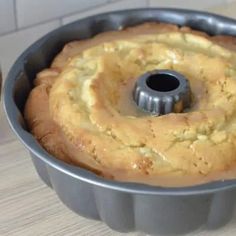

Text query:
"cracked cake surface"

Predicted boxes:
[[24, 22, 236, 186]]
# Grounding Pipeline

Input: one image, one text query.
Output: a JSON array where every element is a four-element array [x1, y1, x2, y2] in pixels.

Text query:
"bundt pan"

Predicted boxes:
[[4, 8, 236, 235]]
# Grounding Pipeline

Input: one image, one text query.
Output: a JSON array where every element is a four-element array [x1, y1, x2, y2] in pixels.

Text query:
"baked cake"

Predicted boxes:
[[24, 22, 236, 186]]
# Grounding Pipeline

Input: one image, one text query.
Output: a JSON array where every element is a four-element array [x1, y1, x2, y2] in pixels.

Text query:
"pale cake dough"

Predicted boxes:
[[24, 22, 236, 186]]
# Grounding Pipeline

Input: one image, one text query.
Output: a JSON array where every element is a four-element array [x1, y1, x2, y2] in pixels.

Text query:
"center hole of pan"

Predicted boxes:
[[146, 73, 180, 92]]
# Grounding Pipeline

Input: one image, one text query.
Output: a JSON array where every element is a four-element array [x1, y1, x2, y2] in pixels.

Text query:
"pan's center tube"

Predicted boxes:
[[133, 70, 191, 115]]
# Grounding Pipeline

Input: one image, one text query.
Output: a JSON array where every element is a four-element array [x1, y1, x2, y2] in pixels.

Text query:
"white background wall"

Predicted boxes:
[[0, 0, 236, 77]]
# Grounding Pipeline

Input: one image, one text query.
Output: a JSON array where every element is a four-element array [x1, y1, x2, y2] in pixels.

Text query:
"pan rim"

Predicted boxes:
[[4, 8, 236, 196]]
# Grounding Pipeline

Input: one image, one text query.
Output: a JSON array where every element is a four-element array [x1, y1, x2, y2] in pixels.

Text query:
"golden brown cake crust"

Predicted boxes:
[[24, 22, 236, 186]]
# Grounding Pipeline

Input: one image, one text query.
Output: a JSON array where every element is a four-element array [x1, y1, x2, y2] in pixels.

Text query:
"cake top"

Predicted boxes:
[[49, 30, 236, 176], [25, 23, 236, 186]]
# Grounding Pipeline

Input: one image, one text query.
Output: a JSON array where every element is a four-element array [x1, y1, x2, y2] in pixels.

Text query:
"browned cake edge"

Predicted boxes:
[[23, 22, 236, 183]]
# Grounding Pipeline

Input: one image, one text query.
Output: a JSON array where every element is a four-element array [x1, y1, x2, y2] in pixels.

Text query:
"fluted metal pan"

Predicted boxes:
[[3, 8, 236, 235]]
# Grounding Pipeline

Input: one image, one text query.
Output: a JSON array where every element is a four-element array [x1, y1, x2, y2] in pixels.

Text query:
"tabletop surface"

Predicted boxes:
[[2, 3, 236, 236]]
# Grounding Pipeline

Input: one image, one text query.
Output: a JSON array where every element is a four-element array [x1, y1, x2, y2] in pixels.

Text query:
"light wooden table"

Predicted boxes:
[[2, 4, 236, 236], [2, 105, 236, 236]]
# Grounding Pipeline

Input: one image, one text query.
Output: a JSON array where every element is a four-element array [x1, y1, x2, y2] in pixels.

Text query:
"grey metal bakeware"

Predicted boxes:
[[3, 8, 236, 235], [133, 69, 191, 115]]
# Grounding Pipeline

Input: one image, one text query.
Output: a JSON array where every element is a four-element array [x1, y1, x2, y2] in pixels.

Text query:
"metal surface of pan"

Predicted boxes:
[[3, 8, 236, 235]]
